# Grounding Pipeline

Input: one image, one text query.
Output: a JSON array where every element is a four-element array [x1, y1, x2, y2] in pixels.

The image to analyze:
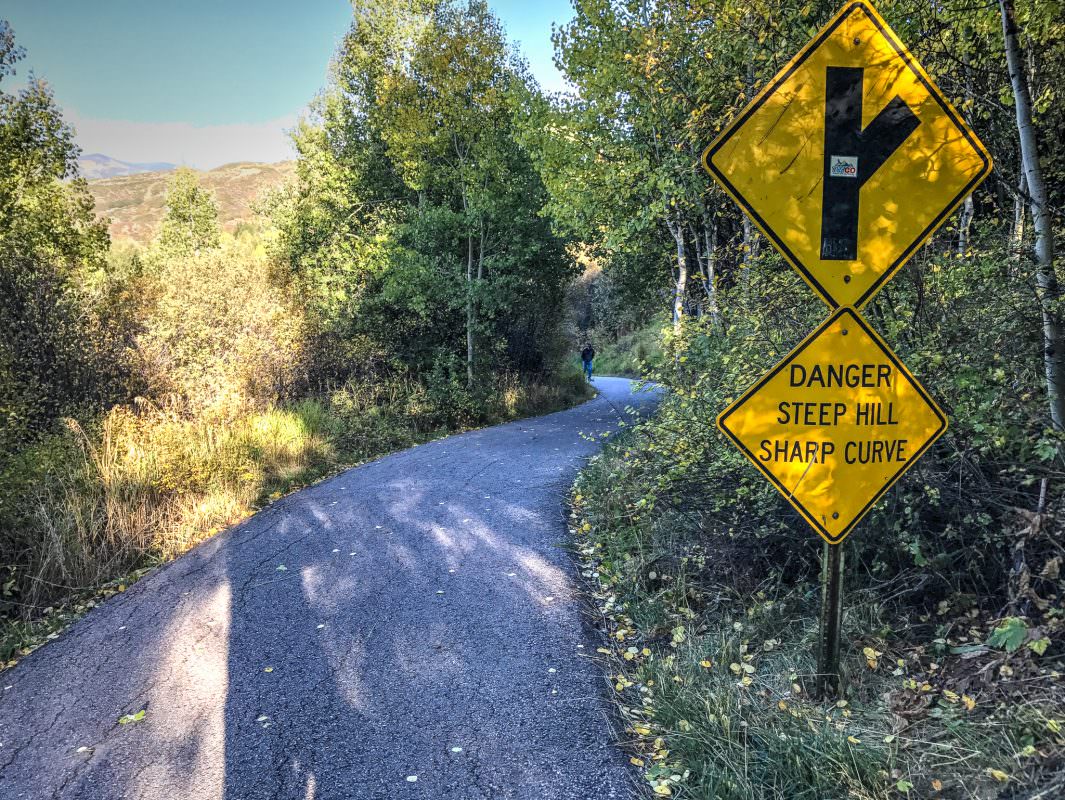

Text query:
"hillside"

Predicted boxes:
[[77, 153, 177, 180], [87, 161, 295, 242]]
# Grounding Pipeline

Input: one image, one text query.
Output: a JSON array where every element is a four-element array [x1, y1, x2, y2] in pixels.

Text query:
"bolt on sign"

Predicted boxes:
[[717, 308, 946, 544], [702, 0, 992, 308]]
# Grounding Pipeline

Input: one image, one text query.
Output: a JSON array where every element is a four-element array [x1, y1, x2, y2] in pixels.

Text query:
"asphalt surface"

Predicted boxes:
[[0, 377, 658, 800]]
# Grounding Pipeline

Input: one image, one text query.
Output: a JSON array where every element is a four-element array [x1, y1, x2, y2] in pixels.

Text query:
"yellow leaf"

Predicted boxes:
[[729, 662, 742, 674], [988, 769, 1009, 783], [652, 785, 672, 796], [263, 667, 274, 673], [777, 700, 788, 711], [847, 735, 861, 744], [642, 648, 652, 657], [699, 660, 712, 669], [630, 757, 645, 767], [943, 690, 959, 703], [678, 719, 691, 731], [962, 695, 976, 711], [634, 726, 651, 736]]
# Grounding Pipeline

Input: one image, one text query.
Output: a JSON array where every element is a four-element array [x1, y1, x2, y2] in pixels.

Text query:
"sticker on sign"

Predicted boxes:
[[829, 155, 858, 177], [716, 307, 947, 544]]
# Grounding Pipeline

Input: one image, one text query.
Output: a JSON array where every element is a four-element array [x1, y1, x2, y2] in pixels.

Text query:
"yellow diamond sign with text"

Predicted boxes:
[[717, 308, 946, 544], [702, 1, 991, 308]]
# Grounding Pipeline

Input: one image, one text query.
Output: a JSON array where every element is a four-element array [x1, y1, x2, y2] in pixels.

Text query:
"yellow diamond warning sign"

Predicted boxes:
[[717, 308, 946, 544], [702, 1, 991, 308]]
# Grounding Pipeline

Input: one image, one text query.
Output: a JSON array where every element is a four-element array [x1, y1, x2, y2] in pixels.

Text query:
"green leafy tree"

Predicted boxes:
[[0, 20, 120, 450], [270, 0, 573, 399], [154, 168, 221, 259]]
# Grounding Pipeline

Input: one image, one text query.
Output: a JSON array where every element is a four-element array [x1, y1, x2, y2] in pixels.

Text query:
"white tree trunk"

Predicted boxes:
[[957, 25, 976, 261], [1011, 172, 1027, 260], [703, 211, 720, 328], [1001, 0, 1065, 430], [466, 232, 475, 389], [670, 218, 688, 334], [957, 195, 975, 260]]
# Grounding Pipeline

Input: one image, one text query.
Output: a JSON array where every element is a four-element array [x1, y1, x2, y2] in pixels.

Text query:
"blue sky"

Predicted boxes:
[[2, 0, 573, 168]]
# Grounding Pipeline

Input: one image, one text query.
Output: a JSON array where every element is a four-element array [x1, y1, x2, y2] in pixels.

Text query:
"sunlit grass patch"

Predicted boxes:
[[1, 369, 593, 668]]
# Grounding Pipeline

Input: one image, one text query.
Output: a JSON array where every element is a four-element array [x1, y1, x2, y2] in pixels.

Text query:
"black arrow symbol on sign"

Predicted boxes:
[[820, 66, 920, 261]]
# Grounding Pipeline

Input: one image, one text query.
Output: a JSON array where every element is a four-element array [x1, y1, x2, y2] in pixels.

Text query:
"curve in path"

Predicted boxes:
[[0, 377, 658, 800]]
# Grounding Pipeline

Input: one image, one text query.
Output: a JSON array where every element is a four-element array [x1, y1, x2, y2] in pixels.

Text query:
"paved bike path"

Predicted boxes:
[[0, 377, 656, 800]]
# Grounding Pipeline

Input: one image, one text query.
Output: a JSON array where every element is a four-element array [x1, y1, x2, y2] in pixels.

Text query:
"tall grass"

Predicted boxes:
[[8, 402, 336, 618], [0, 368, 592, 663]]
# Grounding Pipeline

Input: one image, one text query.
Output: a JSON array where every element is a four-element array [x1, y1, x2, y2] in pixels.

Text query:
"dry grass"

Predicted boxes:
[[12, 403, 335, 619], [0, 370, 593, 666]]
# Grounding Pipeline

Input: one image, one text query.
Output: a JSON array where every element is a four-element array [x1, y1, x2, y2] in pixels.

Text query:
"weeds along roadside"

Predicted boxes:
[[572, 426, 1063, 799], [568, 258, 1065, 798], [589, 321, 667, 379], [0, 367, 592, 668]]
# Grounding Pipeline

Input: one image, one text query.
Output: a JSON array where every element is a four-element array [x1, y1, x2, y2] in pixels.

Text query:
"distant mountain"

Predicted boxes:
[[78, 153, 178, 180], [87, 161, 296, 242]]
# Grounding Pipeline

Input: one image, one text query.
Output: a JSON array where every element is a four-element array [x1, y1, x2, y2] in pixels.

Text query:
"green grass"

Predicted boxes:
[[593, 321, 666, 378]]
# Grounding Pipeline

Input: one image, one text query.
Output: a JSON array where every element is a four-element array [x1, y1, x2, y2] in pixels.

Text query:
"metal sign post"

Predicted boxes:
[[701, 1, 992, 697], [817, 542, 845, 697]]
